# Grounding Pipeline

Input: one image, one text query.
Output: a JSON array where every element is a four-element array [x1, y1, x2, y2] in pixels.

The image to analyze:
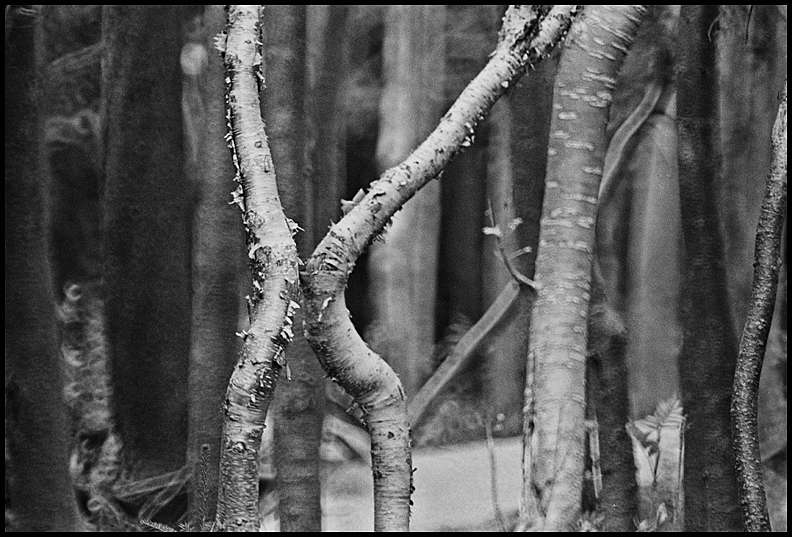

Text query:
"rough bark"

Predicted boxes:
[[4, 6, 82, 531], [366, 5, 446, 397], [262, 5, 323, 531], [302, 6, 579, 531], [731, 81, 786, 532], [519, 6, 645, 532], [214, 6, 300, 531], [101, 4, 191, 480], [186, 5, 243, 526], [675, 5, 742, 531]]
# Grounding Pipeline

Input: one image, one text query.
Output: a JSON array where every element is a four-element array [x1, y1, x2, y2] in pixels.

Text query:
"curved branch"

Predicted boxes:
[[302, 5, 579, 531], [731, 80, 786, 533], [215, 6, 300, 531]]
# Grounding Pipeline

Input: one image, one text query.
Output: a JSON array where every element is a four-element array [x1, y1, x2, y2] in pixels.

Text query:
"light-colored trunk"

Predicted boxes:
[[520, 6, 645, 531], [215, 7, 300, 530]]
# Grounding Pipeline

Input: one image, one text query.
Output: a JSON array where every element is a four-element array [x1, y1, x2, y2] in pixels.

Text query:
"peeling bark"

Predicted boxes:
[[263, 5, 324, 531], [302, 6, 579, 531], [731, 81, 786, 532], [5, 6, 82, 531], [519, 6, 645, 532], [214, 6, 300, 530], [675, 5, 742, 531], [186, 5, 243, 526]]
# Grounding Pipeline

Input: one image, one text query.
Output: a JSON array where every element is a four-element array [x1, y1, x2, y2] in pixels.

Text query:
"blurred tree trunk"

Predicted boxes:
[[520, 6, 645, 531], [483, 7, 559, 434], [101, 5, 191, 481], [263, 5, 324, 531], [590, 6, 681, 529], [185, 5, 243, 526], [439, 4, 492, 334], [675, 5, 741, 531], [4, 6, 81, 531], [367, 5, 446, 397]]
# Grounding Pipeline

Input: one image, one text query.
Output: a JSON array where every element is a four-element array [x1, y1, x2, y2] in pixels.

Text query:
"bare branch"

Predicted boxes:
[[731, 80, 786, 533]]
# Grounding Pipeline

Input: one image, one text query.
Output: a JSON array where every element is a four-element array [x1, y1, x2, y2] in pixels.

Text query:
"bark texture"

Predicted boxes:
[[186, 5, 243, 526], [519, 6, 645, 531], [675, 5, 742, 531], [215, 6, 300, 530], [366, 5, 446, 397], [302, 6, 579, 531], [101, 5, 191, 480], [731, 81, 786, 532], [5, 6, 82, 531], [263, 5, 323, 531]]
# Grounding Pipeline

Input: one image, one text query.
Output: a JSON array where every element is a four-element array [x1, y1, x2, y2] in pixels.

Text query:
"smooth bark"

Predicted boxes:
[[366, 5, 446, 397], [519, 6, 645, 531], [4, 6, 82, 531]]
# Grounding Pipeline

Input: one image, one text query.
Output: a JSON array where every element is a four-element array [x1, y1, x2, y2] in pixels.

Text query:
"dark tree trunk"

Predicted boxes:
[[101, 5, 191, 480], [5, 6, 81, 531], [263, 5, 324, 532], [186, 5, 244, 526], [675, 5, 742, 531]]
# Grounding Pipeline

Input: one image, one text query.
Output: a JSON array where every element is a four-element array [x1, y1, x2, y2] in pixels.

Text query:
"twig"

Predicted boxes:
[[484, 415, 508, 532]]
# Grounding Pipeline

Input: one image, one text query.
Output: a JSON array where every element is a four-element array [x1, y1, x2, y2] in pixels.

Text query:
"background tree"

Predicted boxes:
[[675, 5, 742, 530], [5, 5, 82, 531]]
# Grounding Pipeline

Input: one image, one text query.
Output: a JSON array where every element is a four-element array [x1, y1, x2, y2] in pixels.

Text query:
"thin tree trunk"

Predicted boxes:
[[366, 5, 446, 398], [303, 7, 578, 531], [519, 6, 645, 531], [675, 5, 742, 531], [731, 81, 786, 532], [186, 5, 243, 527], [214, 6, 300, 531], [4, 6, 82, 531], [101, 4, 191, 480], [262, 5, 323, 531]]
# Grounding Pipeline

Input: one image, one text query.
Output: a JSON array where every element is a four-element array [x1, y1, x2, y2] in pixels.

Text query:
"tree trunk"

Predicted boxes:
[[186, 5, 244, 527], [4, 6, 82, 531], [101, 4, 191, 482], [214, 7, 300, 530], [262, 5, 324, 531], [367, 5, 446, 397], [302, 7, 579, 530], [520, 6, 645, 531], [675, 5, 742, 531], [731, 81, 786, 532]]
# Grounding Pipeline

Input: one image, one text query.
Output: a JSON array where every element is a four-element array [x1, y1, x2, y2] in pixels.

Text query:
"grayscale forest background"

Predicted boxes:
[[4, 5, 787, 532]]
